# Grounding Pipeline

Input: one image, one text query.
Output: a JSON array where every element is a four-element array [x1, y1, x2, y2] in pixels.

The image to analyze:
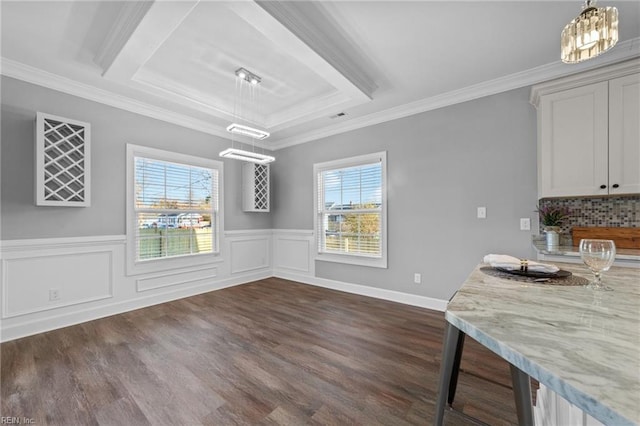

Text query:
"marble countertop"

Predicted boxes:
[[446, 263, 640, 425]]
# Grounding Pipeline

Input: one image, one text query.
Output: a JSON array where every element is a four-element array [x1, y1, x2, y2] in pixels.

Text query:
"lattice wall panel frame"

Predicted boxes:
[[36, 112, 91, 207], [242, 163, 270, 212]]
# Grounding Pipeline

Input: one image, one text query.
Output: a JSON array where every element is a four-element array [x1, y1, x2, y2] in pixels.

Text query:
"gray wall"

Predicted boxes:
[[0, 76, 271, 239], [1, 76, 539, 301], [272, 88, 538, 300]]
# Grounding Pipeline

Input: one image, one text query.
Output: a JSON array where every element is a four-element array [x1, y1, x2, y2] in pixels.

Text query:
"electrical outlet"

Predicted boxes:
[[520, 218, 531, 231], [414, 273, 422, 284], [477, 207, 487, 219], [49, 289, 60, 301]]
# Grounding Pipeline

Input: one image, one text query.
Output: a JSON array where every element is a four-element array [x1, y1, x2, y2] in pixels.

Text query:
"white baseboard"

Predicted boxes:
[[3, 268, 445, 342], [0, 270, 271, 342], [274, 269, 448, 312]]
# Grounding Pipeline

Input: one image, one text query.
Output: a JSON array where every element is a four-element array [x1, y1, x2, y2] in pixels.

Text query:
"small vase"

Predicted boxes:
[[545, 226, 561, 249]]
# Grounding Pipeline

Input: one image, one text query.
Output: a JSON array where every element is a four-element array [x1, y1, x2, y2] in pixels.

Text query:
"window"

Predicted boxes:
[[126, 144, 223, 275], [314, 152, 387, 268]]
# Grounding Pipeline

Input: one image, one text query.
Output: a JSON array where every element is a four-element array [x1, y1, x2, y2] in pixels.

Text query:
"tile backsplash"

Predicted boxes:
[[538, 195, 640, 234]]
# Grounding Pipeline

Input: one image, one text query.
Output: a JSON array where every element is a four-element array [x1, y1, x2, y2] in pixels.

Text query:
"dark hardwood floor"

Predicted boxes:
[[1, 278, 522, 425]]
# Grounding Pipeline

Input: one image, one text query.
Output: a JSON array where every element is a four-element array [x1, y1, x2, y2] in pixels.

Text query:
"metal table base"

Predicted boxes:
[[434, 322, 534, 426]]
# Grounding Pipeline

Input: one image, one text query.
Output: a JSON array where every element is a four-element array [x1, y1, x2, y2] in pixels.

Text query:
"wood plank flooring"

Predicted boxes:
[[1, 278, 523, 425]]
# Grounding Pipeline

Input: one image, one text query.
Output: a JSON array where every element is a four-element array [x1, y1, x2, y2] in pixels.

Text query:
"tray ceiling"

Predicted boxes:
[[1, 1, 639, 150]]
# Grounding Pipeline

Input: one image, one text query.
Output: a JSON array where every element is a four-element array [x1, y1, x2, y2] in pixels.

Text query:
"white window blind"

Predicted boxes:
[[134, 157, 218, 261], [316, 154, 385, 261]]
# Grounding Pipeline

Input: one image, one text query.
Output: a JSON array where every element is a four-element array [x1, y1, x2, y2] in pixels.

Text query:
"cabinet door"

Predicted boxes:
[[609, 73, 640, 195], [539, 82, 608, 198]]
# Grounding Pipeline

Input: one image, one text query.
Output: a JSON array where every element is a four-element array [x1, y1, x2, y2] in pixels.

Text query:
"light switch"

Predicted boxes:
[[477, 207, 487, 219]]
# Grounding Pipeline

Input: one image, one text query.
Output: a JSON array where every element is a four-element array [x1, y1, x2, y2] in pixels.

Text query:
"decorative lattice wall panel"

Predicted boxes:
[[36, 112, 91, 207], [242, 163, 270, 212]]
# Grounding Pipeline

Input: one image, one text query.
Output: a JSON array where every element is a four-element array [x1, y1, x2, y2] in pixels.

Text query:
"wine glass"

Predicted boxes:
[[579, 239, 616, 291]]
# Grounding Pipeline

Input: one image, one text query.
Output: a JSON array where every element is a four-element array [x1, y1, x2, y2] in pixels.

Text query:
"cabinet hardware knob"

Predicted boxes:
[[612, 184, 619, 188], [600, 184, 607, 189]]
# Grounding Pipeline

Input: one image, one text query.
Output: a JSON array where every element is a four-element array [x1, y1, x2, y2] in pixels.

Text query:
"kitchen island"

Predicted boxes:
[[434, 262, 639, 425]]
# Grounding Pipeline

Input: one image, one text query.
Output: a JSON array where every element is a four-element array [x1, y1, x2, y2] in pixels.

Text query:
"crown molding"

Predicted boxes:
[[0, 58, 271, 151], [0, 58, 227, 139], [269, 38, 640, 150], [530, 56, 640, 108], [3, 36, 637, 153]]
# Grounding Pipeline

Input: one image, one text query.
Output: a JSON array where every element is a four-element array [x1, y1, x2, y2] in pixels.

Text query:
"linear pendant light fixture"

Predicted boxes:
[[219, 67, 275, 164], [561, 0, 618, 64], [219, 148, 275, 164], [226, 123, 270, 140]]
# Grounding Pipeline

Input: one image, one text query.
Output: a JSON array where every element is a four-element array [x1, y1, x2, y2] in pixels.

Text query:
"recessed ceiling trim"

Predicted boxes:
[[97, 0, 372, 135], [133, 67, 354, 131], [132, 68, 236, 121], [225, 1, 371, 105], [266, 91, 352, 129]]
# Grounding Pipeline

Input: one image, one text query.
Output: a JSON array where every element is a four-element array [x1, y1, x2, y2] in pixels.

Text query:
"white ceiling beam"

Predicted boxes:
[[94, 2, 153, 74], [256, 1, 378, 99], [98, 0, 199, 81]]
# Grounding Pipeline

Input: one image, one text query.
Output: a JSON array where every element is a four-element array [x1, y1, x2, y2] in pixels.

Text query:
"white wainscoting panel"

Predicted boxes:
[[136, 265, 218, 292], [271, 229, 447, 311], [0, 228, 451, 341], [1, 236, 119, 319], [273, 229, 314, 276], [3, 251, 113, 318], [0, 233, 272, 342], [226, 230, 272, 275]]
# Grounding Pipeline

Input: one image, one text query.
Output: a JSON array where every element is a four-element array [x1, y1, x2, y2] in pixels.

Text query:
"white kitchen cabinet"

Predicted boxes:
[[531, 60, 639, 199], [609, 73, 640, 195], [538, 82, 609, 198]]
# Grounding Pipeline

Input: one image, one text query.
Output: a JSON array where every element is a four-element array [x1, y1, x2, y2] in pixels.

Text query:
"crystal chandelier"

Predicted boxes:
[[219, 67, 275, 164], [561, 0, 618, 64]]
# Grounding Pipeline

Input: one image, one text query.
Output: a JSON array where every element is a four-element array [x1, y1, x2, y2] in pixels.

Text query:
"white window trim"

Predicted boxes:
[[126, 144, 224, 276], [313, 151, 387, 269]]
